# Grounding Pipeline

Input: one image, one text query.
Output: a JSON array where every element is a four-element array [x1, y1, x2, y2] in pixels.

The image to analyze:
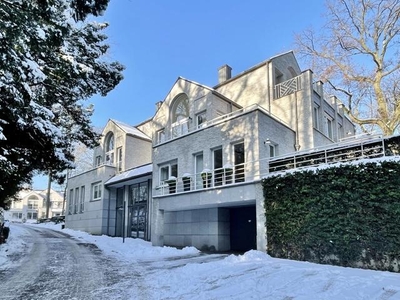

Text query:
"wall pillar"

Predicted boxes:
[[255, 183, 267, 252]]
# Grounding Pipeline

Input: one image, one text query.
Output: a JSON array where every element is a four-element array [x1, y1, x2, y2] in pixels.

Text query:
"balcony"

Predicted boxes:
[[274, 75, 302, 99], [154, 134, 394, 197], [153, 104, 289, 146]]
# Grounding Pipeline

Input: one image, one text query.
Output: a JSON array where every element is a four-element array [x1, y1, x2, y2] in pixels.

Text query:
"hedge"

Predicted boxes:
[[263, 160, 400, 272]]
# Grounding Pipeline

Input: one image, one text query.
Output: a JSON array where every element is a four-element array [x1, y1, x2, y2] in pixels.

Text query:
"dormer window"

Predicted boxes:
[[105, 132, 114, 165], [171, 94, 189, 138]]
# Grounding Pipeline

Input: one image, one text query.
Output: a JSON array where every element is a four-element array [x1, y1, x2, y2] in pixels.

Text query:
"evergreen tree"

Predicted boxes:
[[0, 0, 124, 207]]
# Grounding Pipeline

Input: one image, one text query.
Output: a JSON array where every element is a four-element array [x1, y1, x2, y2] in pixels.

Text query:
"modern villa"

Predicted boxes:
[[65, 51, 355, 252]]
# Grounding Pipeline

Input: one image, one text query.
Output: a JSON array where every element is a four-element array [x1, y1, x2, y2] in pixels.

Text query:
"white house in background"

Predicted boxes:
[[66, 51, 355, 252], [5, 188, 64, 222]]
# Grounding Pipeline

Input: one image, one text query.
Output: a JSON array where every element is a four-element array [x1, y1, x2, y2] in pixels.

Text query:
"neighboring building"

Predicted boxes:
[[66, 119, 153, 236], [66, 51, 355, 251], [5, 188, 64, 222]]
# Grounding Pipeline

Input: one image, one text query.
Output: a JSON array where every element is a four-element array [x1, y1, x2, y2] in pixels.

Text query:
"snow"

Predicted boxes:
[[1, 223, 400, 299]]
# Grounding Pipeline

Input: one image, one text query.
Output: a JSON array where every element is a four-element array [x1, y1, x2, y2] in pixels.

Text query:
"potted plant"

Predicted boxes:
[[165, 176, 177, 194], [182, 173, 191, 191], [200, 169, 212, 188]]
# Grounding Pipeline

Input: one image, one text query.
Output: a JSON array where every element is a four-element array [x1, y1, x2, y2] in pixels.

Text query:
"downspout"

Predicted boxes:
[[107, 186, 111, 236], [294, 91, 301, 151], [266, 61, 271, 113]]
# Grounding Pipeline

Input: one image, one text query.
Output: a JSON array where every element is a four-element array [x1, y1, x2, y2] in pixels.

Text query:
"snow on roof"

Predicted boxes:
[[105, 164, 152, 186], [110, 119, 151, 141]]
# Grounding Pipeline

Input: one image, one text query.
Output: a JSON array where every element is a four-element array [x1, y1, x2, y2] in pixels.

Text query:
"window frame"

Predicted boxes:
[[196, 111, 207, 128], [159, 162, 178, 185], [79, 186, 85, 213], [92, 182, 102, 201]]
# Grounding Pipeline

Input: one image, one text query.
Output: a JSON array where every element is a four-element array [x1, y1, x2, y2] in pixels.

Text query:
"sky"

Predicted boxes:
[[2, 222, 400, 299], [33, 0, 326, 189]]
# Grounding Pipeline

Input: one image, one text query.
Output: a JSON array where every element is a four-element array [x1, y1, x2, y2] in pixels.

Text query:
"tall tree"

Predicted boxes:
[[0, 0, 124, 208], [296, 0, 400, 135]]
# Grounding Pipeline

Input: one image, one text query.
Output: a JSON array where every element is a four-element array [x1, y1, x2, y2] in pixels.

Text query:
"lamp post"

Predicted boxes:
[[45, 171, 52, 219]]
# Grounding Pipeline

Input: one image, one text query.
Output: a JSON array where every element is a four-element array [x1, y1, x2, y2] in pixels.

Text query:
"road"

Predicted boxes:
[[0, 225, 147, 300], [0, 225, 228, 300]]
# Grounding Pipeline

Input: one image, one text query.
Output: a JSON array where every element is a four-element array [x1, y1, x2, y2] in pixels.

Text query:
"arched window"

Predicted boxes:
[[28, 195, 39, 209], [105, 132, 114, 165], [171, 94, 189, 137]]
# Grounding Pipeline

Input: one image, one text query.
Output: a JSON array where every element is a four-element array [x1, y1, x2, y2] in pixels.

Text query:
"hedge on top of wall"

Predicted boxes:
[[262, 159, 400, 272]]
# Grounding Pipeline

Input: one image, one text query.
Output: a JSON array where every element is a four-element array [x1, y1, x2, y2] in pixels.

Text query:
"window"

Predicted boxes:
[[12, 213, 23, 219], [68, 189, 73, 215], [27, 196, 39, 209], [313, 106, 319, 129], [130, 182, 148, 204], [196, 111, 206, 128], [74, 188, 79, 214], [92, 182, 102, 200], [27, 212, 37, 219], [269, 144, 277, 158], [79, 186, 85, 213], [213, 148, 223, 186], [105, 132, 114, 165], [234, 143, 245, 183], [157, 129, 165, 144], [324, 114, 333, 139], [171, 94, 190, 138], [95, 155, 102, 167], [194, 153, 203, 189], [117, 147, 123, 172], [159, 163, 178, 184], [28, 199, 38, 210], [338, 124, 343, 140]]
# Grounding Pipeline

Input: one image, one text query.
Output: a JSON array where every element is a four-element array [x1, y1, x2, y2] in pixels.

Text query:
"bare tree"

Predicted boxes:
[[296, 0, 400, 135]]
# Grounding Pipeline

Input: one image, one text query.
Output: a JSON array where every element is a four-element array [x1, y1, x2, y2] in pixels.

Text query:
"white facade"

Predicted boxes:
[[5, 189, 64, 222], [66, 119, 153, 236], [66, 51, 355, 251]]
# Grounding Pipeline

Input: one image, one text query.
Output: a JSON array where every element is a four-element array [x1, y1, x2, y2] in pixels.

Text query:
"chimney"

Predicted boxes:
[[218, 64, 232, 83]]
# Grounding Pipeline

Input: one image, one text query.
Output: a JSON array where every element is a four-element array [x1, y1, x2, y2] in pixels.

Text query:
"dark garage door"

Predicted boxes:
[[230, 206, 256, 252]]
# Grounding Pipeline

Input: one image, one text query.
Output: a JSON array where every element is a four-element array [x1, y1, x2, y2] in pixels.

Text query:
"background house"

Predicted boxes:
[[5, 188, 64, 222]]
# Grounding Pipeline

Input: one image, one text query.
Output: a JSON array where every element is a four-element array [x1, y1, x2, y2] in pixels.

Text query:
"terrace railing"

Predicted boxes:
[[154, 134, 400, 197]]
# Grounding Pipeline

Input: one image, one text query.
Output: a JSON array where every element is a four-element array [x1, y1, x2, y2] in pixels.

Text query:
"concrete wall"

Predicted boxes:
[[151, 181, 266, 252], [66, 165, 115, 235], [164, 208, 230, 251]]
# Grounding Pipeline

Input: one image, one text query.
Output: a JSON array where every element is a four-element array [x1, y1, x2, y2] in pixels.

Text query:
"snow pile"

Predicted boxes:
[[2, 223, 400, 299]]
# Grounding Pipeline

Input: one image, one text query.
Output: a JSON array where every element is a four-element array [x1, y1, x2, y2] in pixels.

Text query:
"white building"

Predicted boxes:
[[5, 188, 64, 222], [66, 51, 355, 252]]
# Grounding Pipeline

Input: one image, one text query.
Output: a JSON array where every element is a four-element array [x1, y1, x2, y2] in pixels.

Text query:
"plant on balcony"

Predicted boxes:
[[200, 169, 212, 188], [165, 176, 177, 194], [182, 173, 191, 191]]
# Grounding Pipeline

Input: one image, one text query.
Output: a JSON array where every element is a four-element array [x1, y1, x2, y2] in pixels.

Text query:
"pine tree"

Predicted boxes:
[[0, 0, 124, 207]]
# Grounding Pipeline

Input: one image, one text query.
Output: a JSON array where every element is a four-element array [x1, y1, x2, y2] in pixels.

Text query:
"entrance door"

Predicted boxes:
[[230, 206, 256, 252], [130, 205, 147, 239]]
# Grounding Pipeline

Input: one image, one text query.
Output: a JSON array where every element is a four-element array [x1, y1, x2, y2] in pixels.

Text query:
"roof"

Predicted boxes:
[[105, 163, 153, 186], [110, 119, 152, 141]]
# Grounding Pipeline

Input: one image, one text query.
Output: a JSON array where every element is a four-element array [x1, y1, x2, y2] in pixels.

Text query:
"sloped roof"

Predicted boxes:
[[105, 163, 152, 186], [110, 119, 152, 141]]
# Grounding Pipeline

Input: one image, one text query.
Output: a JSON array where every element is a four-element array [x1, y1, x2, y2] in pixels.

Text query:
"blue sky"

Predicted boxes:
[[34, 0, 326, 189]]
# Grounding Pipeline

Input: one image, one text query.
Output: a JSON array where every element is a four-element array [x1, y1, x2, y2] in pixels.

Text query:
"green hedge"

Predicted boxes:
[[263, 160, 400, 272]]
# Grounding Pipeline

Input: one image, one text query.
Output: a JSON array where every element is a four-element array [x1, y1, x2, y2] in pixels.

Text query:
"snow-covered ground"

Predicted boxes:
[[1, 223, 400, 299]]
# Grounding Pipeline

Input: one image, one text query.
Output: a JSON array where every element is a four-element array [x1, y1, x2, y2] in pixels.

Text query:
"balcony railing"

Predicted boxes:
[[154, 134, 398, 197], [153, 104, 289, 146], [155, 161, 263, 196], [274, 75, 302, 99]]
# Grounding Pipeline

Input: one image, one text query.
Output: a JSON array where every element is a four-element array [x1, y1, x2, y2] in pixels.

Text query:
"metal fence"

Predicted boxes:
[[155, 134, 400, 196]]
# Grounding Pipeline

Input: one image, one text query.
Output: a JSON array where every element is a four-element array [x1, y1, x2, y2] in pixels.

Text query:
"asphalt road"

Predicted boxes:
[[0, 225, 145, 300]]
